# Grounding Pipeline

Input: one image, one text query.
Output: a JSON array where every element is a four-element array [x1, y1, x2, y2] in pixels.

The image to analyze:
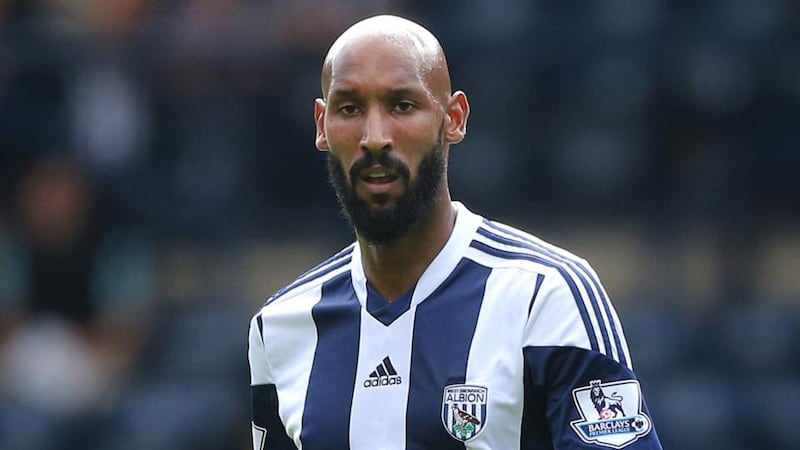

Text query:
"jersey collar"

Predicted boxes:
[[350, 201, 483, 316]]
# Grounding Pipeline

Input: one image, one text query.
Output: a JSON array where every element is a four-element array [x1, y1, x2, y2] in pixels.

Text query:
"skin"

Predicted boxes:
[[314, 15, 470, 301]]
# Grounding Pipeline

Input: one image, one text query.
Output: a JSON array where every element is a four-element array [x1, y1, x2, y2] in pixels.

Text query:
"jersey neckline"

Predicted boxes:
[[350, 201, 483, 321]]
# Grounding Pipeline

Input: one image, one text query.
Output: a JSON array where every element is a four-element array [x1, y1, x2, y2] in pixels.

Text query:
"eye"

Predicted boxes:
[[338, 104, 361, 116], [393, 101, 416, 113]]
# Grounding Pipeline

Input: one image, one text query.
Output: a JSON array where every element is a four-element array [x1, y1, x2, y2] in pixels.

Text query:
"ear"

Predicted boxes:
[[443, 91, 470, 145], [314, 98, 329, 151]]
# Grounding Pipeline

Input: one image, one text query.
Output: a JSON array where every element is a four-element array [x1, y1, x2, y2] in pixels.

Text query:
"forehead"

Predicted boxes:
[[327, 36, 434, 98]]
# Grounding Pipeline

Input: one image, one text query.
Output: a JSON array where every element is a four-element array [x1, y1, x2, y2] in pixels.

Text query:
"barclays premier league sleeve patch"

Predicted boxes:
[[570, 379, 652, 448]]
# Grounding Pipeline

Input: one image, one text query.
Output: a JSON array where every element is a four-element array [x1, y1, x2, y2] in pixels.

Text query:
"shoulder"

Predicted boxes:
[[467, 217, 612, 331], [466, 216, 595, 279], [257, 242, 356, 314], [473, 220, 632, 366]]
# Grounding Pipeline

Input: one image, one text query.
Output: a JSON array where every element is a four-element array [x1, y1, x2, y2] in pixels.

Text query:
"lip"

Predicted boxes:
[[357, 165, 402, 196]]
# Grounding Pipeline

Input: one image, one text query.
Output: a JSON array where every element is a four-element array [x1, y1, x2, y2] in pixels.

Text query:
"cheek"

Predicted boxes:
[[400, 135, 439, 176], [324, 122, 360, 161]]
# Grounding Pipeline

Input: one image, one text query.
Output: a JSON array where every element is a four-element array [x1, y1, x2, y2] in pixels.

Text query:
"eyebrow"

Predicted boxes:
[[326, 88, 358, 101], [385, 87, 427, 100], [327, 86, 428, 101]]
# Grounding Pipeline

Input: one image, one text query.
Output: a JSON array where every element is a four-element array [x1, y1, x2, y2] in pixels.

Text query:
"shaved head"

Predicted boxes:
[[314, 14, 470, 247], [321, 15, 452, 104]]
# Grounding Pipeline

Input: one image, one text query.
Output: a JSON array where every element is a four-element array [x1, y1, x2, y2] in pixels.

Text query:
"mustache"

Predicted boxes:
[[348, 151, 411, 181]]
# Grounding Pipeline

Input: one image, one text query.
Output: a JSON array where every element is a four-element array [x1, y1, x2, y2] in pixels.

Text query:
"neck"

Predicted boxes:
[[358, 195, 456, 302]]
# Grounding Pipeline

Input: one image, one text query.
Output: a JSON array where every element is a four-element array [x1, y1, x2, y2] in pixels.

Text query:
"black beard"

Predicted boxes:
[[326, 136, 446, 246]]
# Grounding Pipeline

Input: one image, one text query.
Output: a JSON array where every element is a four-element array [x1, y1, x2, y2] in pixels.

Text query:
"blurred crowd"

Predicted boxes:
[[0, 1, 798, 449]]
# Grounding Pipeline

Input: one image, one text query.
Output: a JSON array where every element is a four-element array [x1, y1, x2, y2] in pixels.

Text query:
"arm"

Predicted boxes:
[[522, 266, 663, 449], [248, 314, 297, 450]]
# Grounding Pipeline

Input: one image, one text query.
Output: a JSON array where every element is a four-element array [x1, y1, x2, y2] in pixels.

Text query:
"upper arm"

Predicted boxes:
[[248, 312, 298, 450], [248, 313, 271, 385], [522, 270, 662, 449]]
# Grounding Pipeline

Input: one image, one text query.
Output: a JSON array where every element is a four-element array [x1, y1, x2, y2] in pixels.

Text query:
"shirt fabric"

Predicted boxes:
[[248, 202, 662, 449]]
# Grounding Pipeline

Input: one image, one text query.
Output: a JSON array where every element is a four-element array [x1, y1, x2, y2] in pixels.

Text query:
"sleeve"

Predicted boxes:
[[521, 266, 663, 449], [248, 313, 298, 450]]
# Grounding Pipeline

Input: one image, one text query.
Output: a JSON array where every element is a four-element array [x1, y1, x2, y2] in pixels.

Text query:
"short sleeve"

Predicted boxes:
[[248, 313, 271, 385], [248, 312, 297, 450], [521, 270, 663, 449]]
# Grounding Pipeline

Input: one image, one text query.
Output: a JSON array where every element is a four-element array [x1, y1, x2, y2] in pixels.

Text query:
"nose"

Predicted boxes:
[[360, 108, 392, 153]]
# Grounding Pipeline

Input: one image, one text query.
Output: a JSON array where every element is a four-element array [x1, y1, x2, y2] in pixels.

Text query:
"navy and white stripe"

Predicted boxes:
[[300, 271, 361, 449], [263, 244, 355, 309], [481, 219, 629, 366], [471, 220, 631, 369], [249, 202, 658, 449]]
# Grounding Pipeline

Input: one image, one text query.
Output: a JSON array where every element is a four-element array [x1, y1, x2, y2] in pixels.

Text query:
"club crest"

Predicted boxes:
[[441, 384, 488, 441], [570, 379, 652, 449]]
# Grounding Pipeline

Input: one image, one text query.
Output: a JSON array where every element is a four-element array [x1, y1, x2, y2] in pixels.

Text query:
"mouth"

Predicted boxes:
[[360, 165, 399, 185], [355, 164, 403, 197]]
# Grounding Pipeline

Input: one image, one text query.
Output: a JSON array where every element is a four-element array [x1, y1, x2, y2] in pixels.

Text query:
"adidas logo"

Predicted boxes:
[[363, 356, 402, 388]]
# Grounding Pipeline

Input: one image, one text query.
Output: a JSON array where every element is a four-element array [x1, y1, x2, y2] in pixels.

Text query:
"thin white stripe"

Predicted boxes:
[[289, 245, 354, 289], [478, 222, 630, 362], [473, 230, 614, 359], [480, 223, 629, 364], [266, 263, 351, 309], [585, 264, 633, 369]]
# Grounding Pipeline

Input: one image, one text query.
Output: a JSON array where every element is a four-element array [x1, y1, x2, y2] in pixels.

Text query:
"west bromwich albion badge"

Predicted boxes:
[[441, 384, 488, 441], [570, 379, 652, 448]]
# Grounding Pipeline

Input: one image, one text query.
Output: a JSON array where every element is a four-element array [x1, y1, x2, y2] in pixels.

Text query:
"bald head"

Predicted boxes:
[[321, 15, 452, 104]]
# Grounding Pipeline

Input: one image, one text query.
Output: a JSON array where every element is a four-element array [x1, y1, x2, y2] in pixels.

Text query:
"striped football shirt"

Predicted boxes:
[[248, 202, 662, 449]]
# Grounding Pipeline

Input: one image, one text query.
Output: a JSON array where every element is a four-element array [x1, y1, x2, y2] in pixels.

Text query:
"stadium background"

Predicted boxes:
[[0, 1, 798, 449]]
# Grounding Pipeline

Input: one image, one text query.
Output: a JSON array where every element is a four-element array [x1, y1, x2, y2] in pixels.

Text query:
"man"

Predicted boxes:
[[248, 14, 662, 450]]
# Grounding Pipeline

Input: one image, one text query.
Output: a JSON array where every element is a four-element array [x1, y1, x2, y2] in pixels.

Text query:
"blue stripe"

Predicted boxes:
[[522, 346, 661, 448], [251, 384, 298, 449], [469, 239, 600, 353], [265, 249, 353, 307], [300, 272, 360, 450], [256, 314, 264, 341], [366, 283, 413, 326], [529, 273, 545, 316], [476, 226, 612, 356], [383, 356, 397, 375], [477, 226, 611, 359], [406, 259, 490, 449], [296, 245, 355, 281], [481, 221, 627, 366]]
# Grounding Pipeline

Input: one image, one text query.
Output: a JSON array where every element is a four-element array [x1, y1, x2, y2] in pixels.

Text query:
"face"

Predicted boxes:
[[326, 125, 446, 245], [315, 37, 454, 245]]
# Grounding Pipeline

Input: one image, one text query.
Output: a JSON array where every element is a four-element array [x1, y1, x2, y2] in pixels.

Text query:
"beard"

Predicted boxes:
[[326, 132, 446, 247]]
